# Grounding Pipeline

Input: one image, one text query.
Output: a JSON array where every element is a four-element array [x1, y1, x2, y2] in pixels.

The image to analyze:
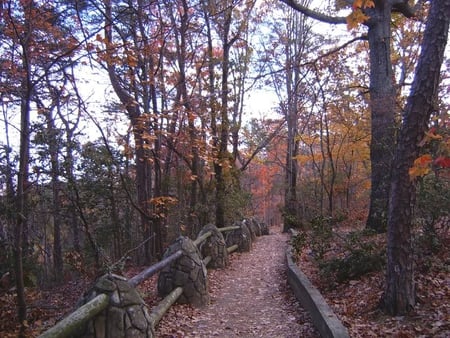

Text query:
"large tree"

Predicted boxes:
[[202, 0, 256, 227], [383, 0, 449, 315], [102, 0, 167, 260], [282, 3, 311, 231]]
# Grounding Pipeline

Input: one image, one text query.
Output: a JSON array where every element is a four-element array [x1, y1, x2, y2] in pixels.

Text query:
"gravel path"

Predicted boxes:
[[156, 228, 319, 337]]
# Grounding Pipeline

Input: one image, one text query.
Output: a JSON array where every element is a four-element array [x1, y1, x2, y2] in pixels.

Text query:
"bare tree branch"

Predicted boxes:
[[279, 0, 347, 24], [239, 119, 286, 172]]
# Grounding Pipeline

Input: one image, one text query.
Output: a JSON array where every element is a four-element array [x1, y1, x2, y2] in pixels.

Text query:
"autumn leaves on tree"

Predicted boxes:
[[280, 0, 449, 315], [0, 0, 449, 334]]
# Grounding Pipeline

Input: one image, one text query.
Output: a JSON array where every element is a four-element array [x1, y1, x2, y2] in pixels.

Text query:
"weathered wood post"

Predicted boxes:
[[157, 236, 209, 307]]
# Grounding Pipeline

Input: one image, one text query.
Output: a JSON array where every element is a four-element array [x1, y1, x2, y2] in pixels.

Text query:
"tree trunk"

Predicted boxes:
[[283, 7, 306, 231], [61, 116, 81, 253], [104, 0, 159, 262], [56, 83, 82, 253], [365, 3, 397, 233], [170, 0, 200, 235], [48, 111, 64, 283], [13, 1, 33, 332], [284, 72, 299, 231], [15, 86, 30, 338], [383, 0, 449, 315], [214, 4, 233, 228], [204, 7, 217, 227]]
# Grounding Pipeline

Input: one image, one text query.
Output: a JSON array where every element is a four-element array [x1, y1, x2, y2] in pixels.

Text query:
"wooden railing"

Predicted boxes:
[[37, 222, 262, 338]]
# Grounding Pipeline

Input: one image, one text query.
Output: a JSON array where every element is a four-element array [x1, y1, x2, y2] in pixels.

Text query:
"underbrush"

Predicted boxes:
[[291, 212, 448, 289], [291, 216, 385, 288], [291, 211, 450, 337]]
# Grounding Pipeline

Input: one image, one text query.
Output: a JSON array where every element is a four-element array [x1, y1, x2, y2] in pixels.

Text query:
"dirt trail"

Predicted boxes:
[[156, 227, 319, 337]]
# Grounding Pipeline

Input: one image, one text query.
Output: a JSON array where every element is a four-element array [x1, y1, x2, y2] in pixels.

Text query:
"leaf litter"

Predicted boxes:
[[1, 224, 447, 337]]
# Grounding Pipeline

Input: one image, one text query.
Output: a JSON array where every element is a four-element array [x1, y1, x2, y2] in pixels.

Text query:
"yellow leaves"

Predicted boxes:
[[409, 154, 432, 180], [150, 196, 178, 206], [346, 0, 374, 29], [150, 196, 178, 219], [347, 9, 370, 29], [418, 128, 443, 147], [293, 154, 313, 165]]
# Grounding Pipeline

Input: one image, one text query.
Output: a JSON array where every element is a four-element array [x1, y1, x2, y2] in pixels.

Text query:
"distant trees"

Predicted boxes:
[[255, 0, 372, 224], [1, 0, 81, 334], [1, 0, 263, 304], [280, 0, 419, 232]]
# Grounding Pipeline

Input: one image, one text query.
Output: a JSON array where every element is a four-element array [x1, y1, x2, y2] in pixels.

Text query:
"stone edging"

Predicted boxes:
[[286, 246, 350, 338]]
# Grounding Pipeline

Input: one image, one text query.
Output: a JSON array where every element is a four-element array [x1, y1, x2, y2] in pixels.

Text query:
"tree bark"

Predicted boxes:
[[215, 4, 233, 228], [383, 0, 449, 315], [15, 76, 30, 338], [283, 5, 310, 231], [47, 109, 64, 283], [365, 4, 397, 232], [170, 0, 201, 235], [58, 100, 81, 253]]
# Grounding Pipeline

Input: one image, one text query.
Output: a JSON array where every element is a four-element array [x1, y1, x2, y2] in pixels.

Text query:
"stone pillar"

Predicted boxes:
[[259, 220, 269, 235], [197, 224, 229, 269], [78, 274, 154, 338], [225, 221, 252, 252], [244, 219, 258, 240], [157, 236, 209, 307]]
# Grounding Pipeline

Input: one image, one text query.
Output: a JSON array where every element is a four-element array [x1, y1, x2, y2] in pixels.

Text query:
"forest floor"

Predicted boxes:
[[293, 217, 450, 338], [0, 223, 448, 337], [153, 230, 318, 337]]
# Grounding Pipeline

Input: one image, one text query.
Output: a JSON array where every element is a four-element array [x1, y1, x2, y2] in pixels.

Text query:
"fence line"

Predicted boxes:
[[37, 222, 254, 338], [129, 250, 183, 287]]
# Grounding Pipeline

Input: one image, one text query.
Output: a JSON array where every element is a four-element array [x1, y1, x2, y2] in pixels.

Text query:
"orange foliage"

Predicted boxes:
[[346, 0, 374, 29]]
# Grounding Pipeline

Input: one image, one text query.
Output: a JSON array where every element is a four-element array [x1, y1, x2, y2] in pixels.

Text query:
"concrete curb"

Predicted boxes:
[[286, 247, 350, 338]]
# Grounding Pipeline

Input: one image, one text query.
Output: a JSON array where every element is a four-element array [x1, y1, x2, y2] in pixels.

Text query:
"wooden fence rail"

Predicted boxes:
[[129, 250, 183, 287], [38, 294, 109, 338]]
